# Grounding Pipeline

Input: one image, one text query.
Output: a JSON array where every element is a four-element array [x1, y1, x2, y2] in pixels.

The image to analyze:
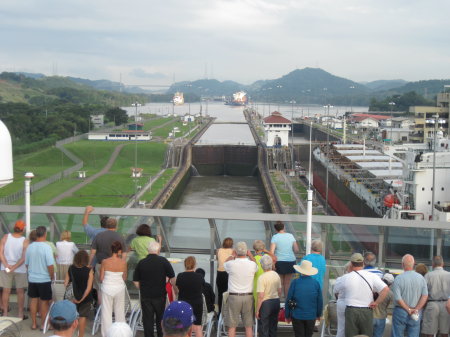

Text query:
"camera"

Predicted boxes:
[[287, 299, 297, 310]]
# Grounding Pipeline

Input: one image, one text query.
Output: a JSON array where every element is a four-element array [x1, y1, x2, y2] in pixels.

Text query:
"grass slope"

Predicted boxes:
[[55, 142, 167, 207], [0, 147, 75, 198]]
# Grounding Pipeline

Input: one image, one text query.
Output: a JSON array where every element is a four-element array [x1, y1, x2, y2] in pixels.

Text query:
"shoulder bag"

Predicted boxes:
[[354, 271, 378, 301], [64, 266, 77, 301]]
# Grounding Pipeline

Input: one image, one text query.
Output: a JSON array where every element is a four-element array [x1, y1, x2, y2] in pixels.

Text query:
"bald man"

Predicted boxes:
[[391, 254, 428, 337]]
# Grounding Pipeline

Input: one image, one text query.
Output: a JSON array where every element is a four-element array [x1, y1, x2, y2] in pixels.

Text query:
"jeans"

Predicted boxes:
[[258, 298, 280, 337], [391, 306, 421, 337], [141, 296, 166, 337], [373, 318, 387, 337]]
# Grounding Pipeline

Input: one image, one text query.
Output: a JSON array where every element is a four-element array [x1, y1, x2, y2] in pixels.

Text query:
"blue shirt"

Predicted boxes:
[[271, 233, 296, 261], [392, 271, 428, 307], [84, 224, 106, 240], [25, 242, 55, 283], [301, 253, 326, 288], [285, 275, 323, 320], [364, 266, 383, 278]]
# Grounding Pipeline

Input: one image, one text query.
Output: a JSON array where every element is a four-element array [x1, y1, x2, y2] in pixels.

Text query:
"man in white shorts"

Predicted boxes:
[[0, 220, 29, 319]]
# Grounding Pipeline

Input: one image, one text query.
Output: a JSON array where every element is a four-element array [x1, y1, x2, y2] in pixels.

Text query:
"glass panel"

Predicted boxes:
[[216, 219, 266, 249], [160, 216, 211, 249], [443, 229, 450, 265], [386, 226, 434, 260]]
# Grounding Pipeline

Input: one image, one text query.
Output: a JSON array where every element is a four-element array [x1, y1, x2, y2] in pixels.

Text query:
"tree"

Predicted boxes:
[[105, 107, 128, 125]]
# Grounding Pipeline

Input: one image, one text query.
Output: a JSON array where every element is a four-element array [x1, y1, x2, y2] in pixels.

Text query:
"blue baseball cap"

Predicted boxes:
[[50, 300, 79, 325], [162, 301, 195, 330]]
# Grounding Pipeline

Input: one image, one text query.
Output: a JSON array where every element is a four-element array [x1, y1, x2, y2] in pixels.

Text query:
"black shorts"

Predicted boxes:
[[183, 299, 203, 326], [275, 261, 296, 275], [28, 281, 52, 301], [77, 300, 92, 317]]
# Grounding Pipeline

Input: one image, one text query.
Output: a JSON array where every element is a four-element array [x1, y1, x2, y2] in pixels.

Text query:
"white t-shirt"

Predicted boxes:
[[224, 257, 257, 293], [56, 241, 78, 265], [334, 270, 387, 307]]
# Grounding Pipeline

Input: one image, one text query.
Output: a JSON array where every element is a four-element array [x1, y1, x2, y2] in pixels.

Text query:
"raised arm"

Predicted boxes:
[[82, 206, 94, 226]]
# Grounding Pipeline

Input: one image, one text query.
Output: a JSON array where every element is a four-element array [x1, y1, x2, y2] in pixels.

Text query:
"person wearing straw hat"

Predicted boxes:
[[285, 260, 323, 337]]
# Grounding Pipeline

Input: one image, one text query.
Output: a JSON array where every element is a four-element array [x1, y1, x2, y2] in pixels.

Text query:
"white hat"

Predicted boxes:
[[382, 273, 394, 285], [294, 260, 318, 276]]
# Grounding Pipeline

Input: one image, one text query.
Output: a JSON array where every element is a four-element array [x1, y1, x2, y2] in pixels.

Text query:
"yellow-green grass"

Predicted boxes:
[[54, 142, 168, 207], [143, 117, 176, 130], [0, 147, 75, 197], [139, 168, 177, 203], [152, 121, 195, 138]]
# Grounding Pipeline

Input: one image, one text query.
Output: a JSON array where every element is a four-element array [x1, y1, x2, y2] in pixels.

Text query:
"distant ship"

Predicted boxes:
[[173, 92, 184, 105], [225, 91, 247, 106]]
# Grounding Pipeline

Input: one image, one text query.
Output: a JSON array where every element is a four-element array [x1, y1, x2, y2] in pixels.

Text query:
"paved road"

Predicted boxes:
[[45, 144, 125, 206]]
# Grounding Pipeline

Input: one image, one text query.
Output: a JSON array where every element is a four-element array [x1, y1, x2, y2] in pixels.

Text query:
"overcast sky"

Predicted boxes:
[[1, 0, 449, 86]]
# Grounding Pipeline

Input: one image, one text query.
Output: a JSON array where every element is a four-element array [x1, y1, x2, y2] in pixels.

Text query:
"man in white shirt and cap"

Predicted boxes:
[[223, 241, 257, 337], [334, 253, 389, 337]]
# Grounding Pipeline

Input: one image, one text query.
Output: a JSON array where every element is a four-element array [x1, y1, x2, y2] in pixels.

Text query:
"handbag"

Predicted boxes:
[[64, 266, 76, 301]]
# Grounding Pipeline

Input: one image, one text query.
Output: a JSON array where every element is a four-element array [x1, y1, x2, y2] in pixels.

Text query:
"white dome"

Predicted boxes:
[[0, 119, 13, 188]]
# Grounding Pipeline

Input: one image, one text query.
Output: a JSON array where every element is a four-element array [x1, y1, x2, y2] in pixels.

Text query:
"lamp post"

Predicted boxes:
[[290, 100, 296, 169], [134, 101, 138, 207], [389, 101, 396, 143], [430, 113, 440, 221], [24, 172, 34, 238], [324, 104, 333, 214], [306, 121, 313, 254], [349, 86, 355, 113]]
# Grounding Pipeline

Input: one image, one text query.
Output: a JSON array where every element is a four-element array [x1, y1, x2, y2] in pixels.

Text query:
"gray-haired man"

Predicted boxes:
[[224, 241, 257, 337]]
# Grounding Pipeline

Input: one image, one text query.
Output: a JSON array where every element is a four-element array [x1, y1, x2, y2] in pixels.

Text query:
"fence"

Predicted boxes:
[[0, 134, 86, 205]]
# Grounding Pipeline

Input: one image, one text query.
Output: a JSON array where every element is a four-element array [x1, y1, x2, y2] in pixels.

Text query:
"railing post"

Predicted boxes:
[[155, 216, 171, 257], [207, 219, 219, 287], [378, 226, 385, 269], [436, 229, 442, 257]]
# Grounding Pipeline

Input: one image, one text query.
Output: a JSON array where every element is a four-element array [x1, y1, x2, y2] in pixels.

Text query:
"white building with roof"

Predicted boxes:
[[263, 111, 292, 147]]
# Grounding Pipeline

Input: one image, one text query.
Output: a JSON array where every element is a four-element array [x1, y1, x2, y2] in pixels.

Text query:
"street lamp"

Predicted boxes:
[[134, 101, 138, 207], [349, 86, 355, 113], [24, 172, 34, 238], [389, 102, 396, 143], [290, 100, 296, 169]]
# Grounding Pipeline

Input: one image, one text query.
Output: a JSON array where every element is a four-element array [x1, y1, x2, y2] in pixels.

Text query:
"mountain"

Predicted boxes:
[[0, 72, 146, 106], [384, 79, 450, 98], [168, 79, 244, 96], [363, 79, 408, 91], [249, 68, 369, 105]]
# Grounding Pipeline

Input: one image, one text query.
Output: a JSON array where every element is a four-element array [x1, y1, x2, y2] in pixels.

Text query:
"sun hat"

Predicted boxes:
[[294, 260, 318, 276], [162, 301, 195, 330], [50, 300, 78, 325], [350, 253, 364, 263], [107, 322, 133, 337]]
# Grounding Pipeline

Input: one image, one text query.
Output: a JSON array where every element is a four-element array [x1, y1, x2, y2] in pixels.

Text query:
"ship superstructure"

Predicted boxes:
[[225, 91, 247, 106], [173, 92, 184, 105]]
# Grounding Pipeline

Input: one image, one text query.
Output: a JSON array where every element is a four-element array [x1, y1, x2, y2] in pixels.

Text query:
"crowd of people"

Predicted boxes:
[[0, 207, 449, 337]]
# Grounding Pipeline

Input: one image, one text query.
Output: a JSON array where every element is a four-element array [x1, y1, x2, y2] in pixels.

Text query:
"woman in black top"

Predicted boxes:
[[175, 256, 204, 337], [64, 250, 94, 337]]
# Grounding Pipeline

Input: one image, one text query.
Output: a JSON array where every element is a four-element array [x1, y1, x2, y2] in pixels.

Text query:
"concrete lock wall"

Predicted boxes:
[[192, 145, 258, 176]]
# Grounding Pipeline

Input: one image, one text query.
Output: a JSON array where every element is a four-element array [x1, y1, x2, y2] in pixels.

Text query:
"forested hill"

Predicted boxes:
[[0, 72, 146, 106], [0, 72, 144, 154]]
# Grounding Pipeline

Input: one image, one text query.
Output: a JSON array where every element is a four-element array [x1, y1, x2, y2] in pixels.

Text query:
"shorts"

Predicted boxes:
[[184, 299, 203, 325], [421, 301, 450, 334], [275, 261, 296, 275], [0, 270, 28, 289], [226, 294, 254, 328], [28, 281, 52, 301], [77, 300, 93, 318]]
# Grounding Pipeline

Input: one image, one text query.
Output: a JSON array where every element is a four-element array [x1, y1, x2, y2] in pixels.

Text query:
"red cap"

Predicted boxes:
[[14, 220, 25, 231]]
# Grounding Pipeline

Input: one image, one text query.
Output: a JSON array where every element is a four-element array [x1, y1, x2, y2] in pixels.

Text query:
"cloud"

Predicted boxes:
[[129, 68, 168, 79]]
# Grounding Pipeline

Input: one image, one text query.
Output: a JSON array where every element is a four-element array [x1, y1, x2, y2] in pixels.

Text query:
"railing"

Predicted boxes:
[[0, 205, 449, 300]]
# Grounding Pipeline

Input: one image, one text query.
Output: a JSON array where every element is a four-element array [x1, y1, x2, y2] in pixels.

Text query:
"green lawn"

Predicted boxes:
[[152, 121, 195, 138], [143, 117, 176, 130], [0, 147, 75, 197], [139, 168, 177, 203], [54, 142, 168, 207]]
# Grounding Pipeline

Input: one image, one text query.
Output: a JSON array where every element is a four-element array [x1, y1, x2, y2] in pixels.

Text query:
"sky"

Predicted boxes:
[[1, 0, 450, 86]]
